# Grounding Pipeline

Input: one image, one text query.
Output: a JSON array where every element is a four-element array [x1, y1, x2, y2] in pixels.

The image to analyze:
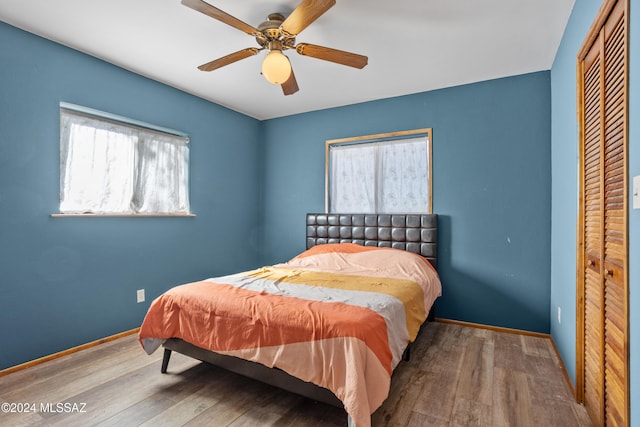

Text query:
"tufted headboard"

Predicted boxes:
[[306, 213, 437, 267]]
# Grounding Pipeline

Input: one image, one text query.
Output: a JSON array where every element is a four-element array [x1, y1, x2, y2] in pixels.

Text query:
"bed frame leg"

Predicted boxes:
[[161, 348, 172, 373], [402, 345, 411, 361]]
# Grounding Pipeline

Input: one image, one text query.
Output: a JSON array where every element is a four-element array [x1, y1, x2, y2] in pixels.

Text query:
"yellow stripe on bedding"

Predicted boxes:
[[243, 266, 426, 339]]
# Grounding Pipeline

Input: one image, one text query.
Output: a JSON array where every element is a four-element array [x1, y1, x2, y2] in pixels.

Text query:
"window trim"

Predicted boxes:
[[325, 128, 433, 213], [55, 103, 194, 217], [59, 102, 189, 139], [51, 213, 196, 218]]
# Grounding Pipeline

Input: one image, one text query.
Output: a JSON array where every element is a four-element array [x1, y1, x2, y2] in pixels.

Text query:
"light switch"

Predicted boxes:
[[634, 176, 640, 209]]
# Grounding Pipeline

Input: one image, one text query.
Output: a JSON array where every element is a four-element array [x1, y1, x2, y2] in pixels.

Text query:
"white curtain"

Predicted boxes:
[[329, 136, 429, 213], [377, 138, 429, 212], [60, 110, 189, 214], [330, 143, 376, 212], [133, 132, 189, 214]]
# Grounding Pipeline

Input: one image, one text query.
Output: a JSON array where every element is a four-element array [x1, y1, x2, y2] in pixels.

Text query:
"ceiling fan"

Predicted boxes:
[[181, 0, 368, 95]]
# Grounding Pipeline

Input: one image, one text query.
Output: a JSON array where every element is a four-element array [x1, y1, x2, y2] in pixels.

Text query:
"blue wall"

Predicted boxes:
[[550, 0, 638, 424], [0, 22, 262, 370], [261, 72, 552, 334]]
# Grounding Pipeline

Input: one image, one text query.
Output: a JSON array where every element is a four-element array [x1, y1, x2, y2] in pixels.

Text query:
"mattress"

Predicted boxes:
[[139, 243, 441, 427]]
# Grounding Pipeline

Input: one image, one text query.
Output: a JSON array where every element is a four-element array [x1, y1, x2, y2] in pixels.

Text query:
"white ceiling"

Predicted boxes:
[[0, 0, 574, 120]]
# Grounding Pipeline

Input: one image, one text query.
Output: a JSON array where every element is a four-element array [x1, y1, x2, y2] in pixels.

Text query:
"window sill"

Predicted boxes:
[[51, 213, 196, 218]]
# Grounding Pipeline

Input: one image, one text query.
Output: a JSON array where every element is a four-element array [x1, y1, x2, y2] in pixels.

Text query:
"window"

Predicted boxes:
[[326, 129, 432, 213], [59, 104, 190, 215]]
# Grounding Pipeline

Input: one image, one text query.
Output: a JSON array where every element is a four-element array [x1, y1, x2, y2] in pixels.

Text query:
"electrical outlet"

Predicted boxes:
[[137, 289, 145, 303], [557, 306, 561, 324]]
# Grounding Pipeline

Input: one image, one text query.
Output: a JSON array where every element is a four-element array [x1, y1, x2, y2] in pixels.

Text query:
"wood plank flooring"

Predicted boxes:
[[0, 321, 591, 426]]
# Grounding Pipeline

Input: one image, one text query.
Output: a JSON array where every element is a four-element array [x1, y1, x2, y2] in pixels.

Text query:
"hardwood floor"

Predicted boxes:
[[0, 321, 591, 426]]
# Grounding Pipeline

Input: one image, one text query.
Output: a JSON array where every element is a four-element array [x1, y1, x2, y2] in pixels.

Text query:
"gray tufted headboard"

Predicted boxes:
[[306, 213, 437, 267]]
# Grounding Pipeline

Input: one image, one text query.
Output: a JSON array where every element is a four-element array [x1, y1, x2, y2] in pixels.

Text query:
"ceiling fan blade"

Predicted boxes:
[[198, 48, 259, 72], [296, 43, 368, 69], [181, 0, 261, 36], [281, 0, 336, 36], [281, 68, 299, 95]]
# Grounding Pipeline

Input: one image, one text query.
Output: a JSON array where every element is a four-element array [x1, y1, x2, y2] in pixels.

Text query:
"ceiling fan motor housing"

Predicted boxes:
[[256, 13, 295, 48]]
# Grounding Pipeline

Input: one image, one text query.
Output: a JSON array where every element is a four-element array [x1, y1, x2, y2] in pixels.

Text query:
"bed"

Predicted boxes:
[[139, 213, 440, 427]]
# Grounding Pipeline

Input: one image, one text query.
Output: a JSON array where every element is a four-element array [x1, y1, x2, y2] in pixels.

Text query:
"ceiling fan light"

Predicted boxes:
[[262, 50, 292, 85]]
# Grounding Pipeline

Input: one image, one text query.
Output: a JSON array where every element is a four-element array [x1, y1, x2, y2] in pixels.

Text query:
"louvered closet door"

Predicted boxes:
[[581, 38, 604, 426], [577, 0, 628, 426]]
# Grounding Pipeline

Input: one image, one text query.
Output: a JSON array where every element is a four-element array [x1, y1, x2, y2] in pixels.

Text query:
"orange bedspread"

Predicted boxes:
[[139, 243, 441, 427]]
